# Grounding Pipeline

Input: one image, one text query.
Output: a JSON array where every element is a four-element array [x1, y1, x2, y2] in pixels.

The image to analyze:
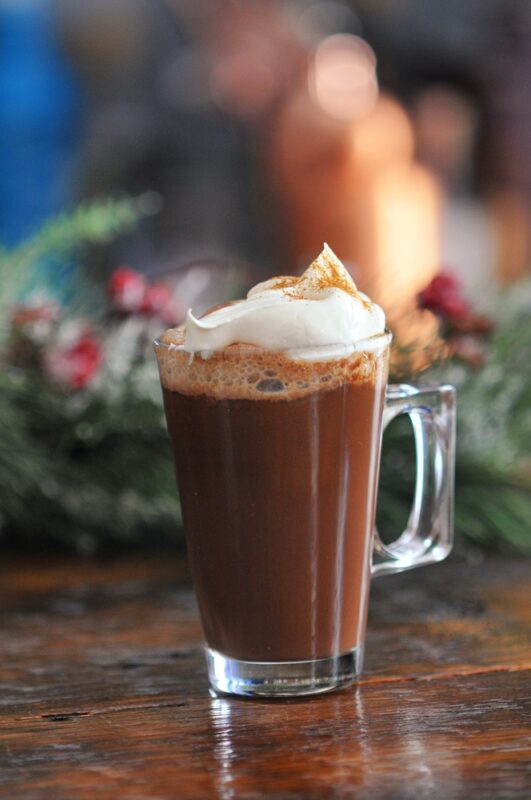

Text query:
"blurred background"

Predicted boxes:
[[0, 0, 530, 555], [3, 0, 531, 298]]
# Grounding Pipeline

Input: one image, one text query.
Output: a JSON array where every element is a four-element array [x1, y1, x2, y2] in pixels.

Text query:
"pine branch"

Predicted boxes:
[[0, 367, 180, 553], [0, 193, 161, 313], [380, 288, 531, 556]]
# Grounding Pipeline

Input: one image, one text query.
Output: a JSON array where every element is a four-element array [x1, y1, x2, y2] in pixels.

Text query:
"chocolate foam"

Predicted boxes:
[[155, 327, 389, 401]]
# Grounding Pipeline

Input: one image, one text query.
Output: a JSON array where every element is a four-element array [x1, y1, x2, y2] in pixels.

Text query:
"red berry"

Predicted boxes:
[[418, 272, 470, 320], [108, 267, 147, 314], [141, 283, 180, 323], [45, 332, 102, 389]]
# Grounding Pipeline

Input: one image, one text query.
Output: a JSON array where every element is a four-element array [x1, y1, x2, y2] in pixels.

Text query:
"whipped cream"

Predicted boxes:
[[183, 245, 386, 360]]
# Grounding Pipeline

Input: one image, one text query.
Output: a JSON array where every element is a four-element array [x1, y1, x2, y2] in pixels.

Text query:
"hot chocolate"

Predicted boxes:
[[155, 245, 457, 697], [156, 246, 389, 662], [161, 353, 387, 661]]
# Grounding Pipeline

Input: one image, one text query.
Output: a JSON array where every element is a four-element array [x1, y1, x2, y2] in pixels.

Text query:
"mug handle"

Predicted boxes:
[[372, 384, 456, 577]]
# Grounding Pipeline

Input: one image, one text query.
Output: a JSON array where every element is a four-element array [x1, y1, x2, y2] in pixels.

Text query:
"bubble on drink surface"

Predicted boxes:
[[256, 379, 285, 393]]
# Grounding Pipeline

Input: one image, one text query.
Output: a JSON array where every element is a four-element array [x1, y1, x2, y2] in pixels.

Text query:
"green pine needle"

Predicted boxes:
[[0, 193, 161, 316]]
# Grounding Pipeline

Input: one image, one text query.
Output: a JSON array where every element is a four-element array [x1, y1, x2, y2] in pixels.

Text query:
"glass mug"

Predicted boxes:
[[155, 331, 455, 697]]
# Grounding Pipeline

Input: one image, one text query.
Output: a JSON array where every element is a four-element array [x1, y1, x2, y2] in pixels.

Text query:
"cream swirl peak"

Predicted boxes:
[[184, 244, 385, 358]]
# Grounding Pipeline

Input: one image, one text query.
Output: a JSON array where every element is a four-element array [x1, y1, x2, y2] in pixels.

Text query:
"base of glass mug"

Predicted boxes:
[[206, 645, 364, 698]]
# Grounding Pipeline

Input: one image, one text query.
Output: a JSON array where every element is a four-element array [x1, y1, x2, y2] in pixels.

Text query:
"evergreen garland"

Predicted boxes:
[[379, 286, 531, 555], [0, 195, 179, 553], [0, 199, 529, 554]]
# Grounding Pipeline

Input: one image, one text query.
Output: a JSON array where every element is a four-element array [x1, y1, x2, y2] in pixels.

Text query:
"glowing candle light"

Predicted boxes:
[[267, 36, 441, 316]]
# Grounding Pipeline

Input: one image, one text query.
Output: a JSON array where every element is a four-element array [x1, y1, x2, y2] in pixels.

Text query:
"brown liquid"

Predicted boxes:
[[162, 376, 385, 662]]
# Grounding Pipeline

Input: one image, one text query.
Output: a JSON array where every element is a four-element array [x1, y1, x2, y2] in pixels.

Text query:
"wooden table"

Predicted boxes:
[[1, 552, 530, 799]]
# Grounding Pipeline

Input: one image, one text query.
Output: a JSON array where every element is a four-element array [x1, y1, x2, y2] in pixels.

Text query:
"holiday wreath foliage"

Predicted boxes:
[[0, 197, 529, 554]]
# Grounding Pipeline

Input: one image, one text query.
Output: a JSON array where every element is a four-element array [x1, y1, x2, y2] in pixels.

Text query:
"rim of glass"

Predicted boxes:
[[153, 329, 392, 357]]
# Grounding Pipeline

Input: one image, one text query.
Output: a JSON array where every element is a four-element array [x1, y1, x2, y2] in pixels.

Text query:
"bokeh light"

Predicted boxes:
[[210, 47, 278, 119], [351, 95, 414, 173], [309, 34, 378, 121]]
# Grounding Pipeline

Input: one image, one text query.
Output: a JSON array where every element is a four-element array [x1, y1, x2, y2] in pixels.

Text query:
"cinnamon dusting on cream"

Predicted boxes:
[[248, 244, 368, 306], [286, 244, 370, 309]]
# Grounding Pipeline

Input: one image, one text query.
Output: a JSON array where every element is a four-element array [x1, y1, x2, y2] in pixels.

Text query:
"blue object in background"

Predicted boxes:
[[0, 0, 83, 249]]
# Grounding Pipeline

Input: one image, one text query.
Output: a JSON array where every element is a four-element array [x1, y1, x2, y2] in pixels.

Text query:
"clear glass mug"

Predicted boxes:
[[155, 331, 455, 697]]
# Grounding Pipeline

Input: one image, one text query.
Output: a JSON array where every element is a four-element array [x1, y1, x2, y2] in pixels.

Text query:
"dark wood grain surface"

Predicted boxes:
[[0, 552, 530, 799]]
